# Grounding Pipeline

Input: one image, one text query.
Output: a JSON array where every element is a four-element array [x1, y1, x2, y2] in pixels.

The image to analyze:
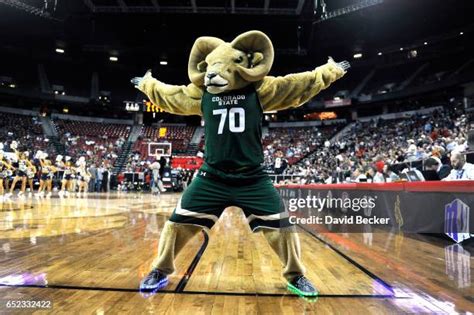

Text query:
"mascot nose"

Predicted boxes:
[[206, 72, 217, 79]]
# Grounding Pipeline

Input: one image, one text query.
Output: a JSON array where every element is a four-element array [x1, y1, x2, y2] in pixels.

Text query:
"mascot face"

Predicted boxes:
[[188, 31, 274, 94], [203, 44, 249, 94]]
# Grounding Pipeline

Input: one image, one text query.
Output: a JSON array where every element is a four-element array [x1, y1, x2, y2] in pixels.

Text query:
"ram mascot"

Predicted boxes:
[[132, 30, 349, 297]]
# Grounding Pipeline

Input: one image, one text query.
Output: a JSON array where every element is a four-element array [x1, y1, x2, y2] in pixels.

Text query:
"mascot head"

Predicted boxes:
[[188, 30, 274, 94]]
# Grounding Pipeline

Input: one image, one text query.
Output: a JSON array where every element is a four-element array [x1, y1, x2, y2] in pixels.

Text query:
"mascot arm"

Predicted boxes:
[[256, 60, 346, 112], [136, 72, 203, 116]]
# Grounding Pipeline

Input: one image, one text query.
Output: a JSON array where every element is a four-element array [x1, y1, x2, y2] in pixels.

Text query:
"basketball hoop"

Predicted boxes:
[[148, 142, 172, 159]]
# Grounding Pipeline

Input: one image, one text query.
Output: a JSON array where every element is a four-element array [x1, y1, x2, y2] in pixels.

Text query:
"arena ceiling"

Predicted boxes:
[[0, 0, 472, 77]]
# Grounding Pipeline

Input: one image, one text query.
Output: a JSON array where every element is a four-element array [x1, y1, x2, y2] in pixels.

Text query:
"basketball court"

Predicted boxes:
[[0, 193, 472, 313]]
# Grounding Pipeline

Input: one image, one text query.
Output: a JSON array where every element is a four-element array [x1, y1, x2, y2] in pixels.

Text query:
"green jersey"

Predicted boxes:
[[200, 85, 264, 176]]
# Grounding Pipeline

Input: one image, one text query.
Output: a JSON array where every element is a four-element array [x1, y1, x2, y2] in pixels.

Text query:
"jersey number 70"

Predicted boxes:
[[212, 108, 246, 134]]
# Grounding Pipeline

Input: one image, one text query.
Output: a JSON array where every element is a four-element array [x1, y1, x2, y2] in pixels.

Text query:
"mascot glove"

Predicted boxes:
[[131, 69, 153, 90], [318, 57, 350, 85]]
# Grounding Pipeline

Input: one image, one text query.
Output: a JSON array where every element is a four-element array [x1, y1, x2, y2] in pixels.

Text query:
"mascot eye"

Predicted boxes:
[[234, 56, 244, 63], [197, 61, 207, 72]]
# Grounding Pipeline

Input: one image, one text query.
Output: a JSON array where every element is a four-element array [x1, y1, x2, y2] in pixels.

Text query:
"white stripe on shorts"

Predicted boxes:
[[247, 212, 289, 223], [175, 198, 219, 222]]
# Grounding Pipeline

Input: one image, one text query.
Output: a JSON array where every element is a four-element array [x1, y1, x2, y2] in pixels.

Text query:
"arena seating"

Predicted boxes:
[[362, 60, 425, 95], [0, 111, 52, 154], [1, 106, 470, 184], [263, 125, 343, 166], [411, 54, 469, 88], [283, 108, 471, 184], [52, 118, 131, 165]]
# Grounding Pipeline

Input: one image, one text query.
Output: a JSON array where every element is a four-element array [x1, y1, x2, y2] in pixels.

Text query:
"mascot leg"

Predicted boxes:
[[262, 228, 318, 297], [151, 221, 202, 274], [262, 227, 305, 281], [140, 220, 202, 291], [237, 176, 318, 297]]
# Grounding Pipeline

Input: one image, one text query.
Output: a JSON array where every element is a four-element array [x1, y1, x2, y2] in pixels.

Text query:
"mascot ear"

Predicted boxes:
[[188, 36, 225, 86], [231, 31, 274, 82], [197, 60, 207, 72], [249, 52, 264, 67]]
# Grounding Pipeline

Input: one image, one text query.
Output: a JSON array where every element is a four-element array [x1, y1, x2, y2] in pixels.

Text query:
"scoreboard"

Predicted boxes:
[[124, 100, 165, 113], [144, 101, 165, 113]]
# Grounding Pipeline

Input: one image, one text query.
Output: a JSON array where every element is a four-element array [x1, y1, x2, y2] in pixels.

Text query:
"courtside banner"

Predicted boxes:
[[277, 181, 474, 242]]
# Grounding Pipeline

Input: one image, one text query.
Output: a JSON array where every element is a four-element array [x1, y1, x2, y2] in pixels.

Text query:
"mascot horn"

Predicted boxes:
[[132, 30, 349, 298]]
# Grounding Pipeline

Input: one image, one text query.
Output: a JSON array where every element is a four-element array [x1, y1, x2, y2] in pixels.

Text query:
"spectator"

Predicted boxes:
[[424, 157, 451, 180], [97, 165, 105, 192], [384, 165, 400, 182], [443, 152, 474, 180], [88, 163, 97, 192]]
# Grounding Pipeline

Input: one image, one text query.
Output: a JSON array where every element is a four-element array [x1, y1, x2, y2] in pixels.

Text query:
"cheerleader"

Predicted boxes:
[[26, 152, 37, 198], [9, 150, 33, 197], [0, 149, 15, 200], [55, 155, 66, 197], [76, 157, 89, 197], [61, 156, 74, 197], [36, 153, 56, 198]]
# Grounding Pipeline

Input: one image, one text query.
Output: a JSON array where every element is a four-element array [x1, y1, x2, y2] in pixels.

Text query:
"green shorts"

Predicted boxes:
[[169, 171, 291, 232]]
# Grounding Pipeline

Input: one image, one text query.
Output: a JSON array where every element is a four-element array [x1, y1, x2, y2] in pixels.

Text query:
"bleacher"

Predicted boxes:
[[0, 111, 51, 154], [263, 125, 343, 165], [52, 118, 131, 165]]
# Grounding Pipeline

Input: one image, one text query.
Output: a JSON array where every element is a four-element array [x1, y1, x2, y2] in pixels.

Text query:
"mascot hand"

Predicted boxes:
[[328, 56, 351, 72], [319, 57, 350, 85], [131, 69, 153, 89]]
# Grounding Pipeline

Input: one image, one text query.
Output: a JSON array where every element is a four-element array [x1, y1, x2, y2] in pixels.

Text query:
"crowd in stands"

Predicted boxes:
[[0, 112, 54, 156], [276, 108, 472, 184], [53, 119, 131, 167], [263, 124, 344, 170], [1, 105, 472, 196]]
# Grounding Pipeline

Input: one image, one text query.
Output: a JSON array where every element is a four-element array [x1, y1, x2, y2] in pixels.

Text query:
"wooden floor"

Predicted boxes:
[[0, 192, 472, 314]]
